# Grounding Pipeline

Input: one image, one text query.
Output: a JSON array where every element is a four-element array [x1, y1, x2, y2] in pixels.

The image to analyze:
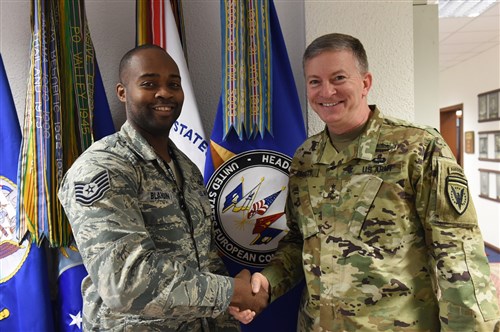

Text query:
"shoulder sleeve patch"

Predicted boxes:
[[436, 158, 477, 226], [446, 173, 469, 215], [74, 170, 111, 206]]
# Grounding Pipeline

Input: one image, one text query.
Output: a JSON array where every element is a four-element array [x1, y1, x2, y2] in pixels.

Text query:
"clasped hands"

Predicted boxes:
[[228, 269, 269, 324]]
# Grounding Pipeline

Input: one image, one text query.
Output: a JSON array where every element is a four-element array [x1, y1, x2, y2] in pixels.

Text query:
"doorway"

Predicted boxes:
[[440, 103, 464, 167]]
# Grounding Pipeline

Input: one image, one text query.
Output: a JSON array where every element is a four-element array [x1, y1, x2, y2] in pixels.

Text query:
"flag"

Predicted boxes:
[[247, 187, 284, 219], [57, 56, 114, 332], [136, 0, 208, 174], [14, 0, 115, 330], [17, 0, 114, 247], [53, 2, 115, 331], [57, 244, 88, 332], [0, 53, 55, 332], [205, 1, 306, 330]]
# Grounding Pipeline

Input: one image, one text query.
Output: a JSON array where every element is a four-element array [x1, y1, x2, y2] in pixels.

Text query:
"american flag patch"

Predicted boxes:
[[74, 170, 111, 206]]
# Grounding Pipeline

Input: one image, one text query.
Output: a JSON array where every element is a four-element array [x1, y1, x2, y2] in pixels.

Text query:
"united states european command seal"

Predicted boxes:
[[207, 150, 291, 267]]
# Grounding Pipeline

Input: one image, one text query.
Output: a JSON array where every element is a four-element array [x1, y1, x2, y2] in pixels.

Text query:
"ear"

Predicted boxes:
[[361, 72, 372, 97], [116, 83, 126, 103]]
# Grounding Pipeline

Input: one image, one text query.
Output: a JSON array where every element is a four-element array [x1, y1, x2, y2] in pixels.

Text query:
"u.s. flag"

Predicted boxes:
[[247, 188, 283, 219], [204, 1, 306, 330]]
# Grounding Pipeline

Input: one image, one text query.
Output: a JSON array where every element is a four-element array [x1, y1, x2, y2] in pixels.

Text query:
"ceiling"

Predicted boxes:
[[439, 2, 499, 72]]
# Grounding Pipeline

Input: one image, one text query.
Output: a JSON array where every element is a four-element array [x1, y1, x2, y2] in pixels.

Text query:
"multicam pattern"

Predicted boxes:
[[262, 107, 500, 331], [58, 122, 240, 331]]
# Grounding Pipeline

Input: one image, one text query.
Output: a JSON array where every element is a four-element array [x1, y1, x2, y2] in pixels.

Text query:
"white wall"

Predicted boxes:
[[304, 0, 415, 135], [414, 4, 439, 129], [0, 0, 31, 125], [440, 45, 500, 247]]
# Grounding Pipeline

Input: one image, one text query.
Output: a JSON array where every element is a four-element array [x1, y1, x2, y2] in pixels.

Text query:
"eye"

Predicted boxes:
[[308, 79, 320, 87], [169, 81, 182, 90], [333, 75, 347, 82], [140, 81, 155, 88]]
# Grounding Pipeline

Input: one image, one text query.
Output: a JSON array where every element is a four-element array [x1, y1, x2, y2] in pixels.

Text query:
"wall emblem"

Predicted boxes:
[[207, 150, 291, 267]]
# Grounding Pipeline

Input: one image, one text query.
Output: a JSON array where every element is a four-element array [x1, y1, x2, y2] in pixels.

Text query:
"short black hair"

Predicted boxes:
[[118, 44, 166, 82], [303, 33, 369, 74]]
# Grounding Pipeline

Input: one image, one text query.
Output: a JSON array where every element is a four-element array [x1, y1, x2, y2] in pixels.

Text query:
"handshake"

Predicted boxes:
[[228, 269, 269, 324]]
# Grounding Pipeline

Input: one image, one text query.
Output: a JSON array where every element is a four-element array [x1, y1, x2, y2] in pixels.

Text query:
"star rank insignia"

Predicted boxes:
[[74, 170, 111, 206]]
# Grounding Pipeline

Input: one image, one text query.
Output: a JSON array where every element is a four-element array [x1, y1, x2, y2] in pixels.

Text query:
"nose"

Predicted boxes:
[[320, 83, 336, 97], [155, 85, 172, 99]]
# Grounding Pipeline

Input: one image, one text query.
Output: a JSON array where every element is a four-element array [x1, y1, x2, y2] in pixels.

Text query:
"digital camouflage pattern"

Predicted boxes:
[[262, 106, 500, 331], [58, 121, 240, 332]]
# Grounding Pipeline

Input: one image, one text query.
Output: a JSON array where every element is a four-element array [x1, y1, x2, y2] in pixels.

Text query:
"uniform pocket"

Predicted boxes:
[[342, 175, 408, 256], [346, 175, 384, 235]]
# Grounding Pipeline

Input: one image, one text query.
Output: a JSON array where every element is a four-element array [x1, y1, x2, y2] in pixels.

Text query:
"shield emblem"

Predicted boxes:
[[446, 174, 469, 215]]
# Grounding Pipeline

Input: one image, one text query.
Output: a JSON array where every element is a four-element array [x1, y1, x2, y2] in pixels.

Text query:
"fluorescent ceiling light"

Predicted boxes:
[[439, 0, 496, 18]]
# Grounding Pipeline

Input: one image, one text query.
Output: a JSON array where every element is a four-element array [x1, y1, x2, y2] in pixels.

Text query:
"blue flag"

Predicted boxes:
[[0, 54, 55, 332], [204, 1, 306, 330], [57, 245, 88, 332], [56, 59, 115, 332], [92, 61, 115, 140]]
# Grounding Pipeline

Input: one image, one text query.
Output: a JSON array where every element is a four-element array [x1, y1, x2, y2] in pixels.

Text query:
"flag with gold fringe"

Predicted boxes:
[[17, 0, 114, 247], [204, 1, 306, 330], [136, 0, 208, 174], [0, 53, 55, 332], [14, 0, 115, 331]]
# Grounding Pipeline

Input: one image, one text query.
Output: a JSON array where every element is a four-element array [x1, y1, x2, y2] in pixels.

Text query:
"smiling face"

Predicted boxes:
[[117, 47, 184, 139], [305, 50, 372, 135]]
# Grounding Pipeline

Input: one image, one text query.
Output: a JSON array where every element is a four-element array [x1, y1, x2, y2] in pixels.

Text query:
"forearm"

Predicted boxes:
[[261, 240, 303, 301]]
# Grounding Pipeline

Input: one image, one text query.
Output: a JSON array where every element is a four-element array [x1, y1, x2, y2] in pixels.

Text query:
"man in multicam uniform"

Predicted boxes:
[[58, 44, 263, 331], [243, 33, 500, 331]]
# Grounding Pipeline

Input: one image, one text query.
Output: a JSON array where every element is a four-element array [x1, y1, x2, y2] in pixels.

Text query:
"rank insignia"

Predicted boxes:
[[74, 170, 110, 206], [446, 174, 469, 215]]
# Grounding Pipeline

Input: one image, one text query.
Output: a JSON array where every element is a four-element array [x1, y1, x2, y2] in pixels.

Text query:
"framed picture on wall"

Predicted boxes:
[[479, 88, 500, 122], [479, 169, 500, 203], [488, 90, 499, 119], [479, 134, 488, 158], [478, 94, 488, 121], [465, 131, 474, 154], [496, 133, 500, 159], [480, 171, 489, 196], [497, 173, 500, 200], [478, 131, 500, 161]]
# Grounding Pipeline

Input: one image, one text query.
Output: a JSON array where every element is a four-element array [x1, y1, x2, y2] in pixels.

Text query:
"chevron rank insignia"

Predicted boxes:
[[446, 173, 469, 215], [74, 170, 111, 206]]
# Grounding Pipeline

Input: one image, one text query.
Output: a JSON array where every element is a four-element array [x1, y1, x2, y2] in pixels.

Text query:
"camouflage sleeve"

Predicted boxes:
[[261, 171, 305, 302], [415, 133, 500, 331], [208, 220, 231, 277], [206, 311, 242, 332], [57, 155, 233, 320]]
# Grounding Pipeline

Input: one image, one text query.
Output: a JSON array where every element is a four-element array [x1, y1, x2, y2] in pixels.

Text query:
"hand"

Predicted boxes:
[[230, 269, 269, 315], [251, 272, 269, 295], [227, 306, 255, 324]]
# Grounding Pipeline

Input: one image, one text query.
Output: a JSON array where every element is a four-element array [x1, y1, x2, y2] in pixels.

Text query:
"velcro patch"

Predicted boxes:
[[446, 174, 469, 215], [74, 170, 111, 206]]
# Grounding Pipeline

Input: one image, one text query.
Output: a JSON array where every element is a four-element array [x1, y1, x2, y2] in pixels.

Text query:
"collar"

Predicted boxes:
[[119, 121, 178, 162], [315, 105, 384, 164]]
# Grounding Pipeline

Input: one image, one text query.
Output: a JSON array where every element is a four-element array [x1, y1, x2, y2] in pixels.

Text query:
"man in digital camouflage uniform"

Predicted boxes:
[[243, 33, 500, 331], [58, 45, 263, 331]]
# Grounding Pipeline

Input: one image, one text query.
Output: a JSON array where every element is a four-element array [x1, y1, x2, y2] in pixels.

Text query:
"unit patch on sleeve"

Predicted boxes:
[[446, 173, 469, 215], [74, 170, 111, 206]]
